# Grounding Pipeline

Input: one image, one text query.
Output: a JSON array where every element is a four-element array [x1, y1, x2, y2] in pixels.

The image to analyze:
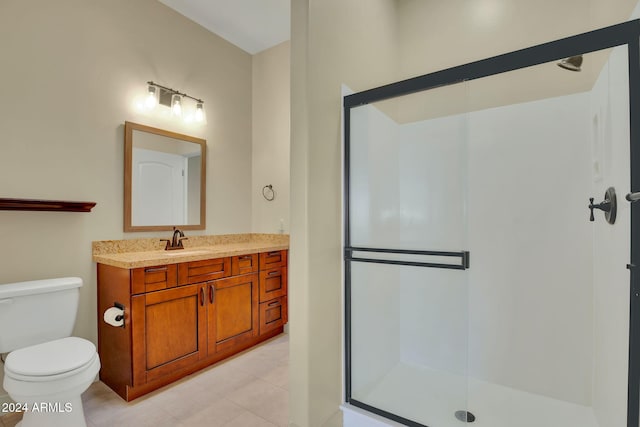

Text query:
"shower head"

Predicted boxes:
[[557, 55, 583, 72]]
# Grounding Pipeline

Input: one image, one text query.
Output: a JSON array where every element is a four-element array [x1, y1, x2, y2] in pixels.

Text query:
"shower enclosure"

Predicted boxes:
[[343, 21, 640, 427]]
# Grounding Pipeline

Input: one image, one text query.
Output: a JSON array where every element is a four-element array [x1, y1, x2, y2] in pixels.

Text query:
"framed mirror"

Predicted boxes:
[[124, 121, 206, 232]]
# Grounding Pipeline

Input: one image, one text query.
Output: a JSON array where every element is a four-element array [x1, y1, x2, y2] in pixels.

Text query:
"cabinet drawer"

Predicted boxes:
[[231, 254, 259, 276], [179, 257, 231, 285], [259, 267, 287, 302], [131, 264, 177, 294], [259, 296, 287, 335], [259, 250, 287, 270]]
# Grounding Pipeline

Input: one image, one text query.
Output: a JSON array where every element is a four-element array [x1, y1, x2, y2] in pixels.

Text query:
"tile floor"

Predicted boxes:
[[0, 333, 289, 427]]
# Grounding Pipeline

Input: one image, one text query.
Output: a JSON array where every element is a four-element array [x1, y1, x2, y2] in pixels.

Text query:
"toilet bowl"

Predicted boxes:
[[4, 337, 100, 427], [0, 278, 101, 427]]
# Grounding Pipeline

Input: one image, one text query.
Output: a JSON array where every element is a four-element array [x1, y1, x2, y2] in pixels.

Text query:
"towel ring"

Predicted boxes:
[[262, 184, 275, 201]]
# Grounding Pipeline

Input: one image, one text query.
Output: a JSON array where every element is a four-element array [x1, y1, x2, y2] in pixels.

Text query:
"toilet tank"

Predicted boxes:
[[0, 277, 82, 353]]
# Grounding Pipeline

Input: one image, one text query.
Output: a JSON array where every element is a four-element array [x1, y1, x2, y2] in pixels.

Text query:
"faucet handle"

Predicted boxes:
[[160, 239, 171, 250], [588, 198, 595, 222], [588, 187, 617, 225]]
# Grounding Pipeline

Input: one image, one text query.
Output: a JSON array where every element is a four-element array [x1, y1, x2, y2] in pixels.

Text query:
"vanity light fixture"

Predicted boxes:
[[195, 102, 206, 123], [145, 85, 157, 109], [144, 81, 206, 124], [171, 94, 182, 117]]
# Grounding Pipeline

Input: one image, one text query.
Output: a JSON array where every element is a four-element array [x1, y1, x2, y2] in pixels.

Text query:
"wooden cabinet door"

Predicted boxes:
[[207, 273, 259, 354], [132, 284, 206, 385]]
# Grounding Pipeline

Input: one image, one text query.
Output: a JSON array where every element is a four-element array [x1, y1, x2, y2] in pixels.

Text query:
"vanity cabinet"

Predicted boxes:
[[97, 249, 287, 401]]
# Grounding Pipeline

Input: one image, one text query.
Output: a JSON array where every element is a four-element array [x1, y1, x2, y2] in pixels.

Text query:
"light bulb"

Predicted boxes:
[[195, 102, 206, 123], [145, 85, 157, 110], [171, 94, 182, 117]]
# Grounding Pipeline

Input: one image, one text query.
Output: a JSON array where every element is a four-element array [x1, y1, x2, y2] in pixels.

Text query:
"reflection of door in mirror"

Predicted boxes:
[[124, 121, 206, 232], [132, 148, 186, 226]]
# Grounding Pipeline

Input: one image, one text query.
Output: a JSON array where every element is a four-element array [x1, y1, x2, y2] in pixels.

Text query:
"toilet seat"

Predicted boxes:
[[5, 337, 97, 382]]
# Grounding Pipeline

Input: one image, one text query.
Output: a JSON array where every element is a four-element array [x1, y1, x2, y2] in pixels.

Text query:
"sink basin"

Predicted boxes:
[[161, 249, 211, 257]]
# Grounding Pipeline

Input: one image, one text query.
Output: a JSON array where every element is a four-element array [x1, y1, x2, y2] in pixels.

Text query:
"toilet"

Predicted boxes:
[[0, 277, 100, 427]]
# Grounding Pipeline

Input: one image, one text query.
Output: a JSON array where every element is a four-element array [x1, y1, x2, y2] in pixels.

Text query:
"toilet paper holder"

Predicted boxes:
[[104, 302, 125, 328], [113, 302, 124, 322]]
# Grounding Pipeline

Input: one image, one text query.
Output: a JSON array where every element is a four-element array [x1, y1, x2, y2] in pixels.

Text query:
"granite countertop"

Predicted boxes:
[[92, 233, 289, 269]]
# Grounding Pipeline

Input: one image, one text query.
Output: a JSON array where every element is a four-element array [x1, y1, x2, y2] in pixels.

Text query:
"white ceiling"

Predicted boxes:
[[158, 0, 290, 55]]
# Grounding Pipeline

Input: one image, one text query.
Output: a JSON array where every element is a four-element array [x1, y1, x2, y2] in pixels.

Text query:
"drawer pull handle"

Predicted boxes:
[[268, 301, 281, 307], [200, 288, 205, 306], [209, 284, 215, 304], [267, 251, 280, 257], [239, 255, 252, 260], [268, 271, 280, 276], [145, 267, 167, 273]]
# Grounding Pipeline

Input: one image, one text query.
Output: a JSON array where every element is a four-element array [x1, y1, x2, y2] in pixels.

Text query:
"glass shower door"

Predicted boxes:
[[345, 39, 635, 427], [345, 83, 471, 427]]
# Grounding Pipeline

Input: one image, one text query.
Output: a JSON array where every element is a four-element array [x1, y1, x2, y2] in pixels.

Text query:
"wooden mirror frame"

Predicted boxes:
[[124, 121, 206, 232]]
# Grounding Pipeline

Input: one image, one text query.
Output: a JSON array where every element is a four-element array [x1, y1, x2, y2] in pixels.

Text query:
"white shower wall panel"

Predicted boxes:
[[350, 262, 401, 397], [349, 104, 402, 396], [349, 82, 606, 409], [397, 267, 469, 376], [396, 115, 469, 375], [349, 104, 401, 249], [350, 102, 470, 394], [385, 92, 594, 405], [351, 104, 471, 378], [466, 92, 594, 405], [590, 45, 631, 427], [397, 115, 468, 252]]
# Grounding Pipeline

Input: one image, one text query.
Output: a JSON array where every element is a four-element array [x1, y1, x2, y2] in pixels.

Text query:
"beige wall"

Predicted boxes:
[[0, 0, 252, 399], [396, 0, 638, 81], [252, 41, 291, 234], [289, 1, 399, 425]]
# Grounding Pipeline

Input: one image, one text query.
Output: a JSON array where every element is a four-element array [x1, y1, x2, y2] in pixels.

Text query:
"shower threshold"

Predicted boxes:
[[348, 363, 599, 427]]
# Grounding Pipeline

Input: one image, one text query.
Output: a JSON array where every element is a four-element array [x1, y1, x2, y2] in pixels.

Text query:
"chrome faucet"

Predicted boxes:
[[160, 227, 188, 250]]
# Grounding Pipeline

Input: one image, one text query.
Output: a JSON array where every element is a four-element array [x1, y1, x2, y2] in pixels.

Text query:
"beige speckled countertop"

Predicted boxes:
[[92, 233, 289, 269]]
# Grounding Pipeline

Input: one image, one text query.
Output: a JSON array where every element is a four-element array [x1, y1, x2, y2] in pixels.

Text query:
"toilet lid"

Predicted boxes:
[[5, 337, 96, 377]]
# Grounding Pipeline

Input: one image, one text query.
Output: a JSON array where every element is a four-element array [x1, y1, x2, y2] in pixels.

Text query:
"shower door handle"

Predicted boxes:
[[626, 192, 640, 202]]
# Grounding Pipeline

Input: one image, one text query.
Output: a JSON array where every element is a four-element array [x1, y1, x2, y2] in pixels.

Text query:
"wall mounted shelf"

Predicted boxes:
[[0, 198, 96, 212]]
